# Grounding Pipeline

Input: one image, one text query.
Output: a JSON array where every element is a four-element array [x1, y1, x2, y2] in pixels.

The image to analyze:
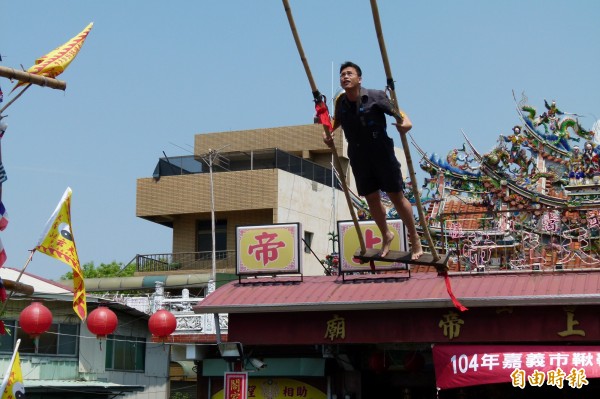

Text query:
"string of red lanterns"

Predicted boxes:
[[18, 302, 178, 343]]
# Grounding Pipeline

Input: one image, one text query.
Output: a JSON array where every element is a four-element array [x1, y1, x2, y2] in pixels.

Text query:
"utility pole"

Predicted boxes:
[[200, 146, 229, 282]]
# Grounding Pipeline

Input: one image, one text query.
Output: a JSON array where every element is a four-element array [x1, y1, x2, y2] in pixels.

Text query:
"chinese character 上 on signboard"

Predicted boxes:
[[338, 219, 408, 272]]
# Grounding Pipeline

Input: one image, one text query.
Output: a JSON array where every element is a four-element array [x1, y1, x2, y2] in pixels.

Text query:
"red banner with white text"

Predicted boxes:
[[433, 344, 599, 390], [224, 372, 248, 399]]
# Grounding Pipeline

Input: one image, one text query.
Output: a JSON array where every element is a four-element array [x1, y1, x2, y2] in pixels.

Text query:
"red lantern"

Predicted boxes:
[[19, 302, 53, 338], [86, 306, 118, 338], [367, 351, 388, 374], [148, 309, 177, 339]]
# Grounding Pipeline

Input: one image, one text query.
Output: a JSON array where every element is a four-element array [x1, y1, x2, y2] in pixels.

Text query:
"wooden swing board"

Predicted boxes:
[[353, 248, 450, 270]]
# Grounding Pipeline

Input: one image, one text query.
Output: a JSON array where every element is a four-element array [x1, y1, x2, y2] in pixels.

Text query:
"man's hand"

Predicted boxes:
[[393, 110, 412, 135], [323, 131, 335, 148]]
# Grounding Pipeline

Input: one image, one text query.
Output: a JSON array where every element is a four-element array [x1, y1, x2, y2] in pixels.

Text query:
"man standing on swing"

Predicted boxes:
[[324, 61, 423, 260]]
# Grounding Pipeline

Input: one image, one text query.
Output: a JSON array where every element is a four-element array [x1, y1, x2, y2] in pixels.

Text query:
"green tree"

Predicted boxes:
[[60, 261, 135, 280]]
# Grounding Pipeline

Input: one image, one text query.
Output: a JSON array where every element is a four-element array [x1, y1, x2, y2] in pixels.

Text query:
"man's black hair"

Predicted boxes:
[[340, 61, 362, 77]]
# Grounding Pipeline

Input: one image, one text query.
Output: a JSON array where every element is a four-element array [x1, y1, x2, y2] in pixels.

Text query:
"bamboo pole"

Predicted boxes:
[[282, 0, 366, 254], [0, 84, 32, 114], [3, 279, 34, 296], [0, 65, 66, 91], [369, 0, 440, 262], [0, 250, 36, 316]]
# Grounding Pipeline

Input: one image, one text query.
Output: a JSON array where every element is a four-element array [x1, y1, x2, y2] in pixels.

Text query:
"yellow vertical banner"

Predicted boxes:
[[1, 340, 25, 399], [36, 187, 87, 320]]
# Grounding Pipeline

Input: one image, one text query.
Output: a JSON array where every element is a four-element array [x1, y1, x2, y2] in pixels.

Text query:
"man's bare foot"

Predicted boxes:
[[380, 231, 394, 257], [411, 239, 424, 260]]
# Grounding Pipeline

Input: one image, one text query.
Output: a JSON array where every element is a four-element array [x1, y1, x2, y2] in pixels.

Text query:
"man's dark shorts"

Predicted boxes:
[[348, 135, 404, 196]]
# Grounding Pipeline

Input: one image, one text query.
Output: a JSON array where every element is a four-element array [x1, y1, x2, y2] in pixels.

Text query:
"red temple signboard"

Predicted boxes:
[[229, 306, 600, 345]]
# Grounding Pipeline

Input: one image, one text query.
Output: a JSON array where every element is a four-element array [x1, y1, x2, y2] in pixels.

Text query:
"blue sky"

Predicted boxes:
[[1, 0, 600, 280]]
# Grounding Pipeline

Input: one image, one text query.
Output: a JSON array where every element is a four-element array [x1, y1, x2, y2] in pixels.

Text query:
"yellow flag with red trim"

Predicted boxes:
[[12, 22, 93, 92], [1, 346, 25, 399], [36, 187, 87, 321]]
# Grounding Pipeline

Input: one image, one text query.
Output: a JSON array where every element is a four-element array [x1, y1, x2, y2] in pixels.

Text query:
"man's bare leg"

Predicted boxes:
[[387, 191, 423, 260], [364, 191, 395, 257]]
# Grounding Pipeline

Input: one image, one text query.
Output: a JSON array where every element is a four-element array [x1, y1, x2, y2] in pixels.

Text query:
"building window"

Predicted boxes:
[[304, 231, 314, 254], [0, 321, 78, 356], [197, 219, 227, 259], [105, 335, 146, 372]]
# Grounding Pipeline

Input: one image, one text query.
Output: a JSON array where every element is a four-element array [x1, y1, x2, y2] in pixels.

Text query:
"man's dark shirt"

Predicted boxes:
[[333, 87, 405, 195], [334, 87, 397, 145]]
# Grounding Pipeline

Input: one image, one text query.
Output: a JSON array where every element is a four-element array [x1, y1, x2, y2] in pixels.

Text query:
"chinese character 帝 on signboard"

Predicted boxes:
[[237, 223, 301, 276], [438, 311, 464, 340]]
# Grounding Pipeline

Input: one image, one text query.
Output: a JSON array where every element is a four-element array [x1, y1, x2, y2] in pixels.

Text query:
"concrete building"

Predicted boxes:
[[136, 124, 360, 277]]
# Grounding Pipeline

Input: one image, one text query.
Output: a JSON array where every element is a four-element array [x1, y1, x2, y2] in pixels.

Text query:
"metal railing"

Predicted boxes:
[[153, 148, 341, 190], [135, 251, 236, 273]]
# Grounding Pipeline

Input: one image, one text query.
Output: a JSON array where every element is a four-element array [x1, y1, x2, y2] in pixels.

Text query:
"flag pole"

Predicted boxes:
[[0, 66, 66, 91], [0, 84, 33, 115], [0, 339, 21, 392], [369, 0, 440, 265], [282, 0, 366, 255]]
